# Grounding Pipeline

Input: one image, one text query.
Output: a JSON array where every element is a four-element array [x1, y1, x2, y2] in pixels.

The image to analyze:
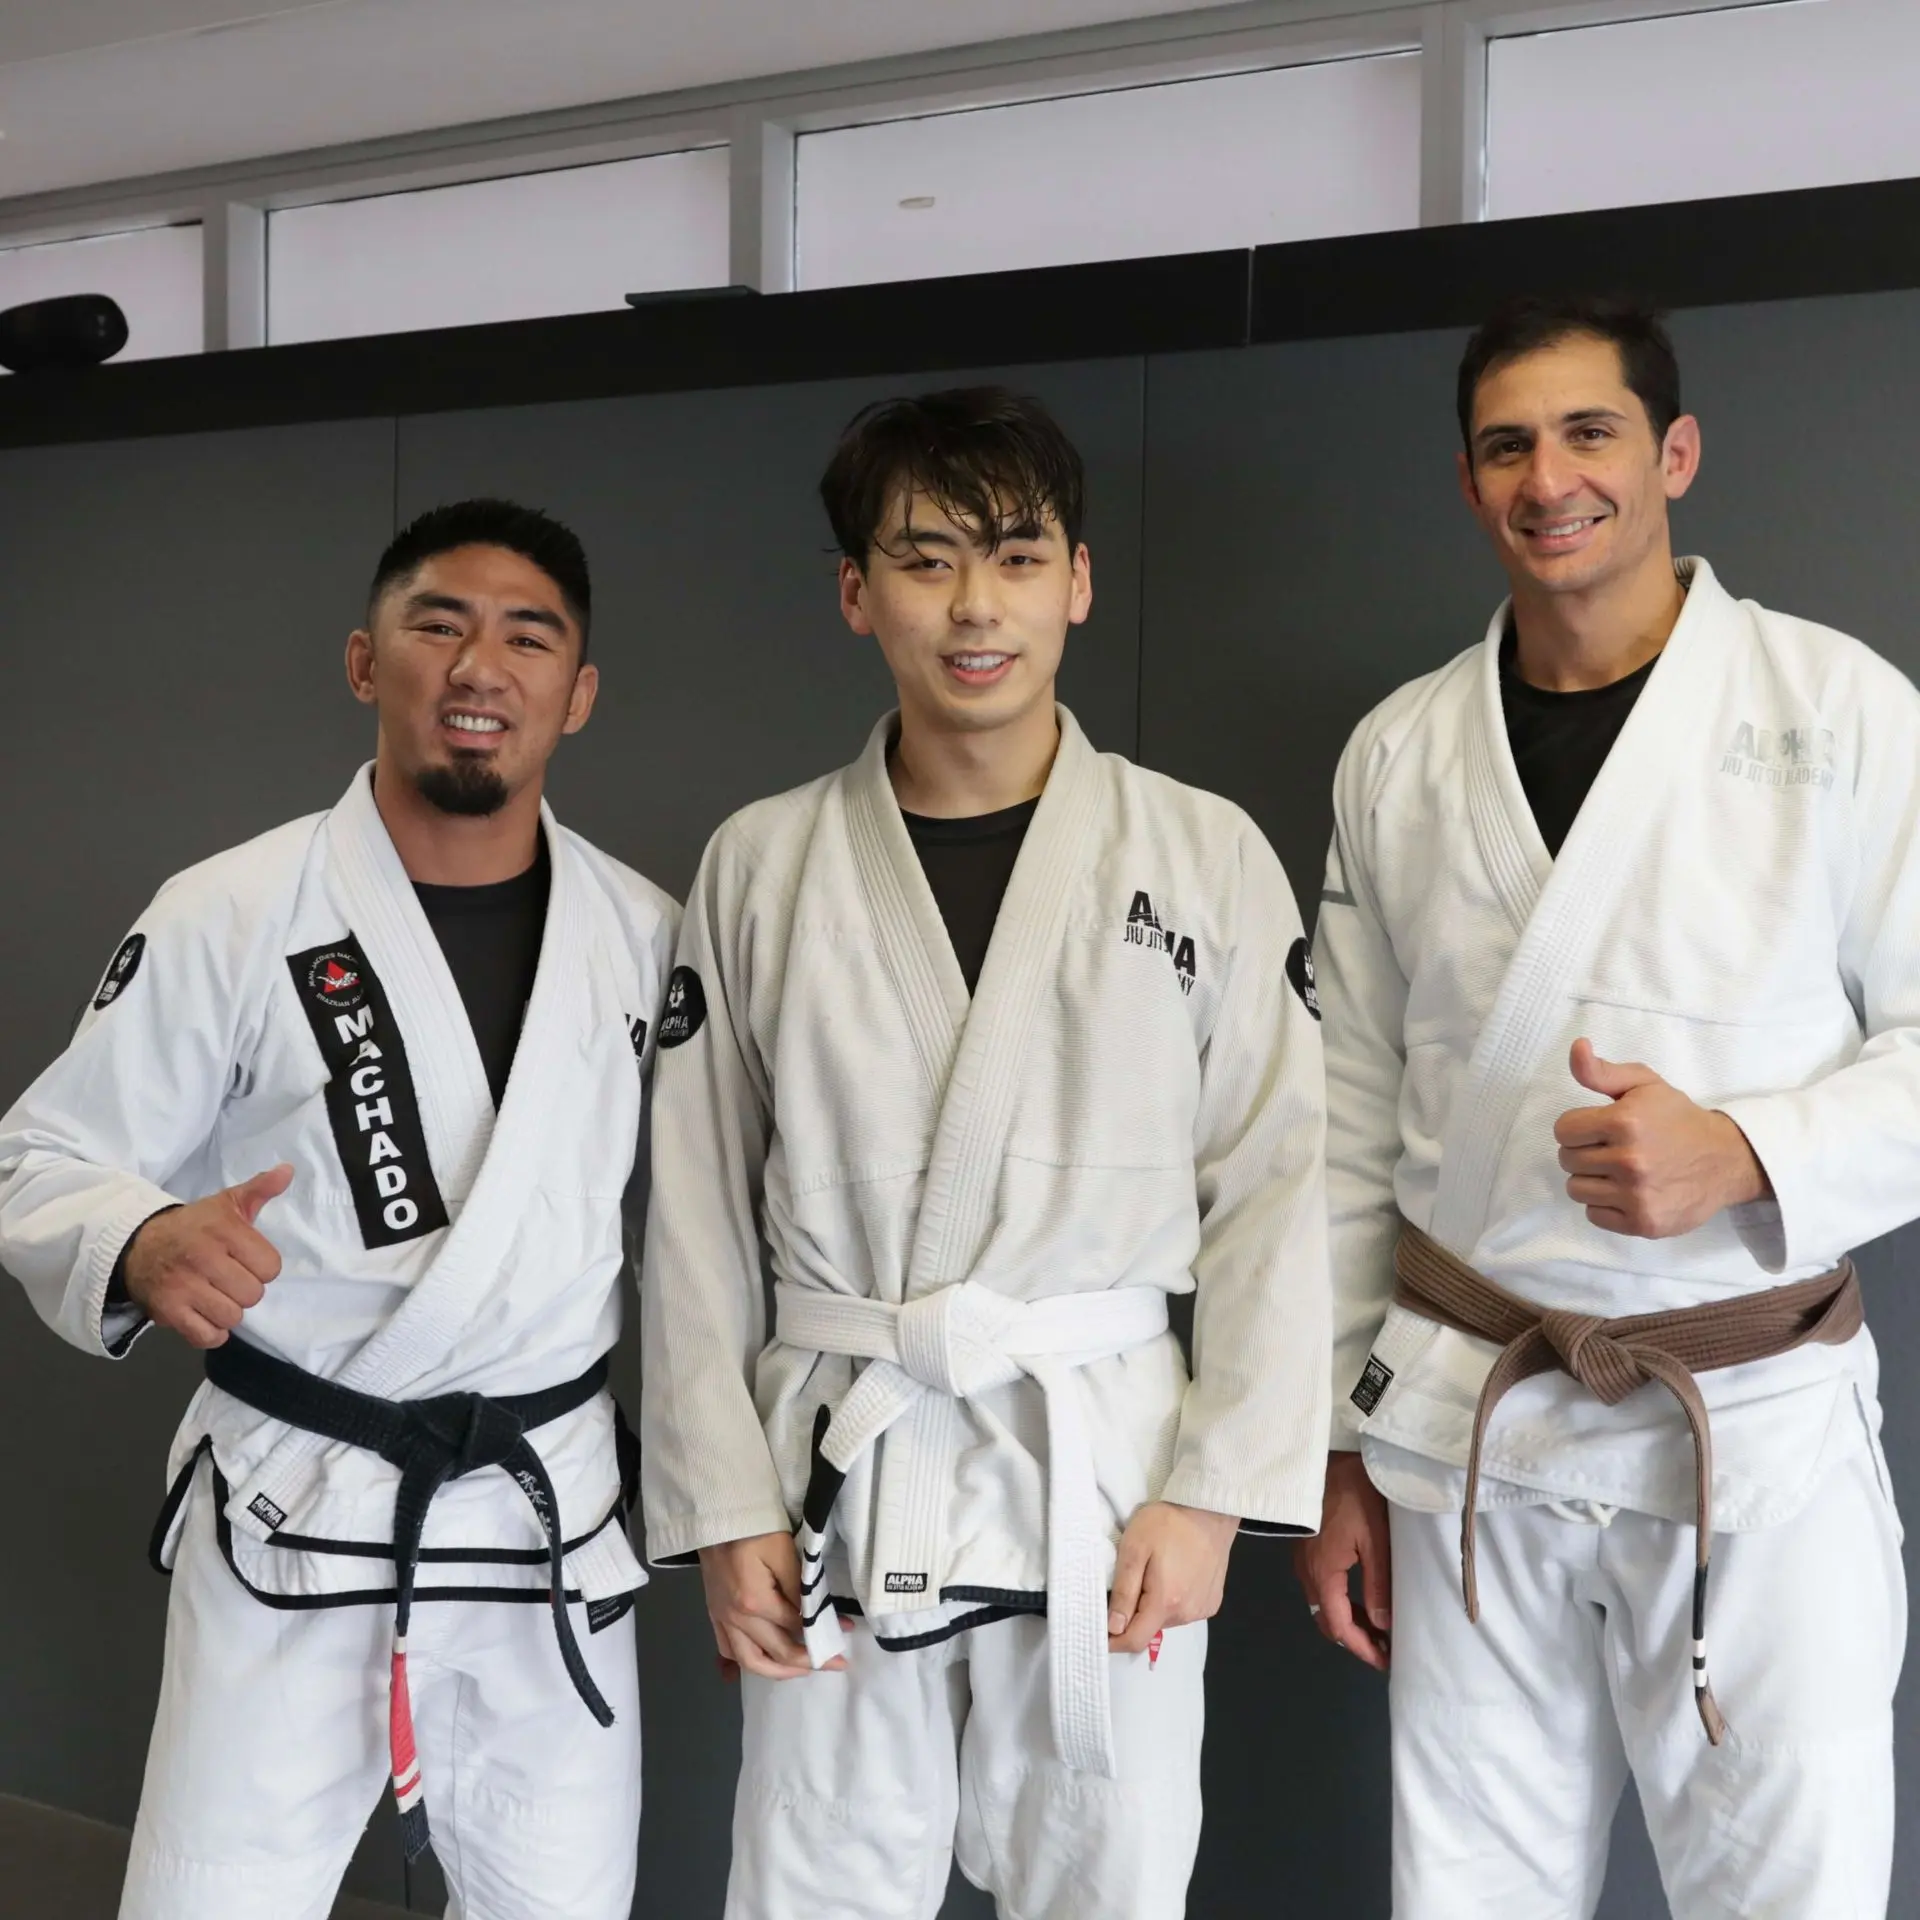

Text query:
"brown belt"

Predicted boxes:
[[1392, 1221, 1863, 1744]]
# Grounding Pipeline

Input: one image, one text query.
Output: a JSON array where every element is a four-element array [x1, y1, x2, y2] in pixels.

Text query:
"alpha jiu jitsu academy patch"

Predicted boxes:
[[92, 932, 146, 1010], [287, 937, 450, 1250], [656, 966, 707, 1048], [1122, 890, 1197, 996], [1286, 937, 1321, 1020]]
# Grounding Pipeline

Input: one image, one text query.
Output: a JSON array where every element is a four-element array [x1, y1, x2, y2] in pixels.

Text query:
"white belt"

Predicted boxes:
[[774, 1278, 1172, 1778]]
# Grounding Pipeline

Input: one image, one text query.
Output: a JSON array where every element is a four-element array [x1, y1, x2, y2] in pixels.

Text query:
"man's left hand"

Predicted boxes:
[[1107, 1500, 1239, 1654], [1554, 1037, 1771, 1239]]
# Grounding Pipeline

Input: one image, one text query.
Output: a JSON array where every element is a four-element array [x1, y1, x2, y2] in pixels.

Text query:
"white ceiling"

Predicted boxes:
[[0, 0, 1232, 204]]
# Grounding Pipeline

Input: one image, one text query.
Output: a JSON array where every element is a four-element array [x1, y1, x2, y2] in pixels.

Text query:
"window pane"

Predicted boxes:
[[0, 224, 203, 365], [796, 55, 1422, 290], [267, 148, 730, 345], [1487, 0, 1920, 221]]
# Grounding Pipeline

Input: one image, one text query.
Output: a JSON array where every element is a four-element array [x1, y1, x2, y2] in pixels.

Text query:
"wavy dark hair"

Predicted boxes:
[[820, 386, 1087, 565], [368, 497, 592, 655], [1457, 293, 1682, 457]]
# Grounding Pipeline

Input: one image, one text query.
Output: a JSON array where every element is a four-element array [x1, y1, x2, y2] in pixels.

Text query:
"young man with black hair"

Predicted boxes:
[[1298, 297, 1913, 1915], [641, 387, 1329, 1918], [0, 499, 676, 1919]]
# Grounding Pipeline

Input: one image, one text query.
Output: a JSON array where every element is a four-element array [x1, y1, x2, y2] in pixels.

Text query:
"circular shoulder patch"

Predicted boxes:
[[657, 965, 708, 1048], [1285, 936, 1321, 1021], [92, 932, 146, 1011]]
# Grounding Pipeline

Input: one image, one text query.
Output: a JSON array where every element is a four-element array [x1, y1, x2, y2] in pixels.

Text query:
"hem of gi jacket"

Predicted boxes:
[[644, 1501, 795, 1566]]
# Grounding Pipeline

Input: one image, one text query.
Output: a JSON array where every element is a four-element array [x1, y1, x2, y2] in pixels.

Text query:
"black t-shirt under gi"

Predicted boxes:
[[900, 798, 1039, 994], [412, 838, 552, 1107], [1499, 628, 1659, 856]]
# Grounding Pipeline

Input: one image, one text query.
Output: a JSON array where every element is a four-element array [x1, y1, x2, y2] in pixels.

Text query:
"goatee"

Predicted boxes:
[[416, 756, 510, 818]]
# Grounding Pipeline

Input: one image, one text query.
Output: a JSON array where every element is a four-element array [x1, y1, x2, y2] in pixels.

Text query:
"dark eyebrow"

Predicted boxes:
[[1474, 405, 1630, 449], [403, 590, 567, 635], [503, 604, 568, 634], [897, 522, 963, 549], [403, 591, 476, 620]]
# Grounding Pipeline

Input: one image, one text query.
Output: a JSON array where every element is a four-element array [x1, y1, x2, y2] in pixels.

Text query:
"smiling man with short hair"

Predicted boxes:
[[0, 497, 676, 1920], [1298, 296, 1915, 1917], [641, 386, 1330, 1919]]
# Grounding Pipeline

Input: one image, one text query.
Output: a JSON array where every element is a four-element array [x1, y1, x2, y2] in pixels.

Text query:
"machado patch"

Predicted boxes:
[[287, 936, 450, 1250], [1286, 936, 1321, 1021], [93, 933, 146, 1010], [657, 966, 707, 1048]]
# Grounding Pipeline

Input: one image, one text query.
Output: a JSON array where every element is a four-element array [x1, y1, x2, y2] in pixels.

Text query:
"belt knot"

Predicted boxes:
[[893, 1283, 1026, 1398], [1536, 1309, 1644, 1405]]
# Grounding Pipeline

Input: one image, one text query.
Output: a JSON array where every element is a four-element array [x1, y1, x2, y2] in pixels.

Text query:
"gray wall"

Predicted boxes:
[[1, 291, 1916, 1916]]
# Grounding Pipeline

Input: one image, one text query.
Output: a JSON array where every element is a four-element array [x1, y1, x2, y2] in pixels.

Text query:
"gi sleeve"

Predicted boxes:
[[1160, 817, 1331, 1534], [0, 880, 251, 1358], [1315, 733, 1412, 1447], [639, 824, 792, 1563], [1718, 667, 1920, 1271]]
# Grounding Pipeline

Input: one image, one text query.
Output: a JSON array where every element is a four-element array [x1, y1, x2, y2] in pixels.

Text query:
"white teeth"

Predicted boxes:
[[445, 714, 505, 733], [951, 654, 1010, 671], [1532, 518, 1598, 537]]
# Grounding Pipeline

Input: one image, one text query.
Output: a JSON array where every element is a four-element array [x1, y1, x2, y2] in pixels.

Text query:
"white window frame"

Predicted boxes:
[[0, 0, 1793, 350]]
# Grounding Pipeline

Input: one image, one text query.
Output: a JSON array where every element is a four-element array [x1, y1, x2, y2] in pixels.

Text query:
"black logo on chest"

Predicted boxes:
[[288, 936, 450, 1250], [1122, 890, 1196, 996]]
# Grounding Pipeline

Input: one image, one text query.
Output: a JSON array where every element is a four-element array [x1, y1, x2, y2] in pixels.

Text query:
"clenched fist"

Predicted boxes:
[[1554, 1039, 1770, 1238], [122, 1164, 293, 1349]]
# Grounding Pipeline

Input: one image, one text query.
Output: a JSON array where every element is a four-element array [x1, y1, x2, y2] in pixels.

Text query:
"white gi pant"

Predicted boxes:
[[1387, 1445, 1905, 1919], [121, 1473, 642, 1920], [728, 1613, 1206, 1920]]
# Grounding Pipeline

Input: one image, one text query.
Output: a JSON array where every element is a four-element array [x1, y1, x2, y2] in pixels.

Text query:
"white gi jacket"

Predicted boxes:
[[1320, 558, 1920, 1529], [0, 768, 678, 1604], [641, 706, 1329, 1763]]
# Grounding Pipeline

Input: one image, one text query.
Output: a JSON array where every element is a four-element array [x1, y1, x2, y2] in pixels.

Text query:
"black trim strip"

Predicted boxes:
[[831, 1597, 1047, 1652], [0, 249, 1250, 450], [1238, 1520, 1312, 1538], [10, 173, 1920, 453], [206, 1462, 629, 1610], [265, 1501, 620, 1564], [1252, 174, 1920, 345]]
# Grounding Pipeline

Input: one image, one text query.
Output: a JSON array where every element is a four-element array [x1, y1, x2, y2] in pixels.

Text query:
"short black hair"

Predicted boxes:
[[368, 498, 592, 654], [1457, 294, 1683, 457], [820, 386, 1087, 565]]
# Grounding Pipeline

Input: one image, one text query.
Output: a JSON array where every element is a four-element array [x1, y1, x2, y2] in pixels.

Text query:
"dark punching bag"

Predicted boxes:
[[0, 293, 130, 372]]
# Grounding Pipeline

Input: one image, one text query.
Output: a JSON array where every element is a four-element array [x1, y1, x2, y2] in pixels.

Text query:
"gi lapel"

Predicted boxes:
[[230, 769, 593, 1532], [1429, 560, 1737, 1257], [842, 713, 971, 1133], [905, 707, 1103, 1297], [845, 707, 1105, 1618]]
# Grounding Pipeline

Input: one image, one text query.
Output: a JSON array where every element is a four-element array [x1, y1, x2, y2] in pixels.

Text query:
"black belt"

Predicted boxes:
[[180, 1338, 625, 1859]]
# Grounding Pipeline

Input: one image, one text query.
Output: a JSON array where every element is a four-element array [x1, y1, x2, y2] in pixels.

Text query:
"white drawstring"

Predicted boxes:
[[1544, 1498, 1620, 1528]]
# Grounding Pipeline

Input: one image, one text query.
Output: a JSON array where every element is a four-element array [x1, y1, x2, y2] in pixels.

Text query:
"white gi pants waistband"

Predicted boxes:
[[773, 1280, 1173, 1781]]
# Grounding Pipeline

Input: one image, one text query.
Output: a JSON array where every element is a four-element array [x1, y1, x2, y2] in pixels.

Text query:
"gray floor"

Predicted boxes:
[[0, 1792, 410, 1920]]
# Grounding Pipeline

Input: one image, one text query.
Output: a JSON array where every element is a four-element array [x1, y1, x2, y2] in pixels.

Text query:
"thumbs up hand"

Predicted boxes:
[[1553, 1040, 1772, 1240], [122, 1164, 294, 1349]]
